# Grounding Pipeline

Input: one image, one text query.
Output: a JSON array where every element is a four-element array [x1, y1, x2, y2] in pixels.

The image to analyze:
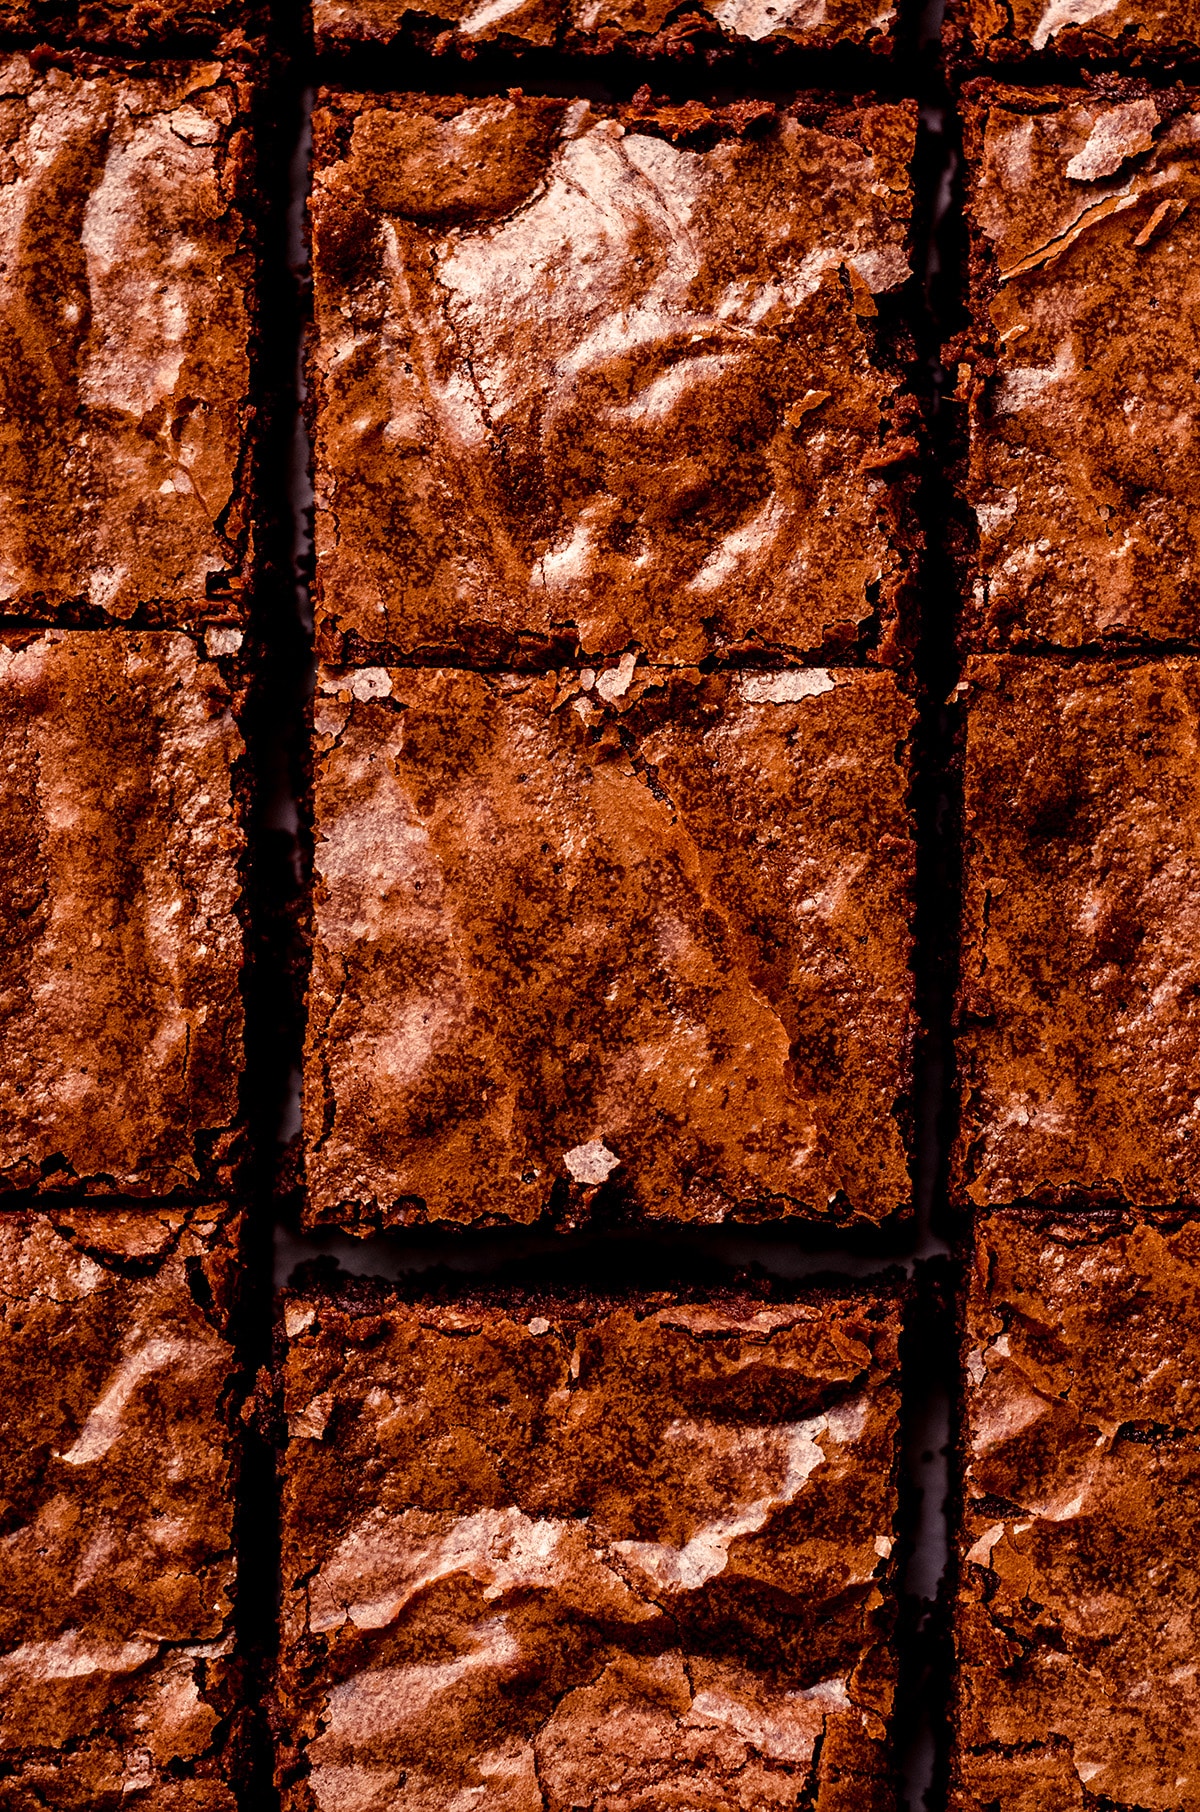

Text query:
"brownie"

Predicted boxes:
[[945, 0, 1200, 70], [952, 1208, 1200, 1811], [311, 0, 898, 57], [303, 661, 916, 1231], [0, 55, 260, 626], [0, 630, 246, 1196], [275, 1279, 903, 1812], [0, 0, 264, 47], [0, 1203, 244, 1809], [309, 92, 919, 669], [955, 82, 1200, 651], [952, 656, 1200, 1207]]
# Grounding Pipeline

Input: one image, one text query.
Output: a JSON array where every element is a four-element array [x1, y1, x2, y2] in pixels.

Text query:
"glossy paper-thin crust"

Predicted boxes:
[[275, 1280, 903, 1812], [944, 0, 1200, 72], [309, 91, 919, 669]]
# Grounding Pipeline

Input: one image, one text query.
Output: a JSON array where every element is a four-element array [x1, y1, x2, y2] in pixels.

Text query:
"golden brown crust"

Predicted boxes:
[[0, 1204, 244, 1809], [275, 1280, 903, 1812], [0, 631, 246, 1197], [302, 661, 916, 1231], [0, 54, 260, 627], [309, 91, 919, 670]]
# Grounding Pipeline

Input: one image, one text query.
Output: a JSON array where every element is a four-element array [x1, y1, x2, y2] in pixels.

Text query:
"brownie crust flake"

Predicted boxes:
[[0, 1204, 243, 1809], [946, 0, 1200, 70], [276, 1282, 903, 1812], [310, 92, 917, 668], [0, 630, 245, 1196], [953, 655, 1200, 1207], [953, 1209, 1200, 1811], [0, 55, 258, 625], [957, 83, 1200, 652], [303, 662, 916, 1231]]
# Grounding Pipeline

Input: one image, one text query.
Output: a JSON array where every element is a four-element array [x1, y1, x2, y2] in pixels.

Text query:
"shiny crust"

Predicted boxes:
[[0, 54, 259, 626], [952, 656, 1200, 1206], [0, 1205, 244, 1809], [275, 1281, 903, 1812], [944, 0, 1200, 70], [302, 662, 916, 1231], [952, 1209, 1200, 1810], [956, 81, 1200, 651], [309, 92, 919, 669], [0, 631, 246, 1196]]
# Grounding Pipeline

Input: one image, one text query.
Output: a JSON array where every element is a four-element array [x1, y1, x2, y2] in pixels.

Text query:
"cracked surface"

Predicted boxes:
[[946, 0, 1200, 67], [311, 0, 896, 56], [953, 1209, 1200, 1812], [0, 55, 258, 625], [0, 1204, 243, 1809], [952, 657, 1200, 1206], [0, 0, 263, 46], [958, 83, 1200, 651], [275, 1281, 902, 1812], [309, 92, 918, 668], [302, 661, 916, 1230], [0, 631, 245, 1195]]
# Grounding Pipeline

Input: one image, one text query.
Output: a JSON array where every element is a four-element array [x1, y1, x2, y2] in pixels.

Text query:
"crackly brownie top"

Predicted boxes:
[[310, 92, 917, 668], [303, 662, 916, 1231], [0, 1205, 241, 1807], [277, 1282, 903, 1812], [955, 1210, 1200, 1811], [312, 0, 896, 55], [948, 0, 1200, 65], [0, 0, 264, 47], [959, 83, 1200, 650], [0, 55, 257, 625], [953, 656, 1200, 1207], [0, 630, 245, 1197]]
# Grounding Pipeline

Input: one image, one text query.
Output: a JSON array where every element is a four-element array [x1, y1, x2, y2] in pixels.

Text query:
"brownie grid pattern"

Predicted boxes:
[[1, 3, 1200, 1810]]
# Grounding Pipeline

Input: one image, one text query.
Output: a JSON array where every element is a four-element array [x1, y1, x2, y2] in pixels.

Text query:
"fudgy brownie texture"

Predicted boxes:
[[955, 83, 1200, 651], [945, 0, 1200, 69], [303, 661, 916, 1231], [953, 657, 1200, 1207], [0, 0, 264, 47], [952, 1208, 1200, 1811], [311, 0, 896, 58], [0, 630, 245, 1196], [275, 1280, 903, 1812], [309, 92, 918, 669], [0, 56, 259, 626], [0, 1203, 244, 1809]]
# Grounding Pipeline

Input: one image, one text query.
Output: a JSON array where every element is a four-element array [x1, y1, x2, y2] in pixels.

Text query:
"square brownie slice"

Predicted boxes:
[[952, 656, 1200, 1207], [309, 92, 918, 668], [0, 55, 260, 626], [303, 662, 916, 1230], [0, 630, 246, 1196], [275, 1280, 903, 1812], [956, 83, 1200, 651], [952, 1208, 1200, 1811], [0, 1203, 244, 1807], [311, 0, 897, 57], [945, 0, 1200, 70]]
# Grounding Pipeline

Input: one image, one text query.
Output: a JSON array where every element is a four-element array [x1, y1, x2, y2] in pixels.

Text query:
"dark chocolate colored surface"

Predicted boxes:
[[0, 1204, 243, 1809], [953, 656, 1200, 1207], [0, 55, 259, 626], [303, 661, 916, 1231], [275, 1281, 902, 1811], [957, 83, 1200, 652], [953, 1209, 1200, 1811], [945, 0, 1200, 69], [0, 631, 245, 1196], [0, 0, 263, 46], [309, 92, 918, 668]]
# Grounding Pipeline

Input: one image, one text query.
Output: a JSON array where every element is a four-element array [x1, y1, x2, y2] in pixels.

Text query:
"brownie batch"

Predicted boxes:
[[1, 0, 1199, 1806]]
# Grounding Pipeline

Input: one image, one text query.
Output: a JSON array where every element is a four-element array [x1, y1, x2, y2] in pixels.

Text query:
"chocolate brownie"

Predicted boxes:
[[311, 0, 898, 57], [309, 92, 919, 669], [0, 55, 260, 626], [0, 1203, 244, 1809], [275, 1279, 903, 1812], [0, 630, 246, 1196], [952, 1208, 1200, 1811], [0, 0, 264, 47], [955, 82, 1200, 651], [303, 661, 916, 1231], [953, 656, 1200, 1207], [945, 0, 1200, 70]]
